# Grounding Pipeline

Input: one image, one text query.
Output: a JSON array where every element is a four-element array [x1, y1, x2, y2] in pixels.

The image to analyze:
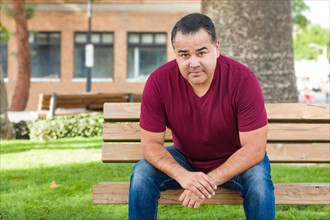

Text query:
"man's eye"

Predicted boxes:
[[180, 54, 189, 58], [198, 51, 206, 56]]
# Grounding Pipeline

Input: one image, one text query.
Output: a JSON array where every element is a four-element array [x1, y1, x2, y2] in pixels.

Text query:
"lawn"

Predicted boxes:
[[0, 137, 329, 220]]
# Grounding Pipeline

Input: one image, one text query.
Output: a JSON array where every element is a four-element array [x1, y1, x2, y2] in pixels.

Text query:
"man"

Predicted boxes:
[[129, 13, 275, 220]]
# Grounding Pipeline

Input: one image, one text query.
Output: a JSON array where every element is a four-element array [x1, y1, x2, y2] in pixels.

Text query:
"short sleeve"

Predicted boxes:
[[235, 73, 268, 132], [140, 75, 167, 132]]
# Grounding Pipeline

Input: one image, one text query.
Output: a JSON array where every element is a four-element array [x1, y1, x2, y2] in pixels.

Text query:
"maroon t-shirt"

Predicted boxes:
[[140, 55, 267, 173]]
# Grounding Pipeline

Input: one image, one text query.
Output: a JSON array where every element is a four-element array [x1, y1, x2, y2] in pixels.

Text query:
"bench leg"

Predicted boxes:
[[46, 93, 57, 119]]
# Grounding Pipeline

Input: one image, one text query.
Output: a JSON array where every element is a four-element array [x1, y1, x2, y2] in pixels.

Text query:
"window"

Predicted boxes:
[[127, 33, 167, 81], [0, 33, 8, 79], [74, 32, 114, 79], [29, 32, 61, 79]]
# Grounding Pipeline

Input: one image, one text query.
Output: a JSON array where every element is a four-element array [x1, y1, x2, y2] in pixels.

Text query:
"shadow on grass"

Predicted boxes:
[[0, 137, 103, 154]]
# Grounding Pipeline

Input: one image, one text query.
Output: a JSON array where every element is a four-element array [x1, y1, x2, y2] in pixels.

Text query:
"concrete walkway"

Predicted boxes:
[[7, 111, 38, 122]]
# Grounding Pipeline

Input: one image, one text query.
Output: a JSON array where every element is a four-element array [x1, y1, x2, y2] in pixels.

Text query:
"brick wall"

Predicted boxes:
[[2, 1, 200, 110]]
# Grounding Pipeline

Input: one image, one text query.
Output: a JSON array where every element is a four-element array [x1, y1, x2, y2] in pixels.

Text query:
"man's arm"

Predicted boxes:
[[141, 128, 217, 200], [208, 124, 268, 186], [179, 124, 268, 208]]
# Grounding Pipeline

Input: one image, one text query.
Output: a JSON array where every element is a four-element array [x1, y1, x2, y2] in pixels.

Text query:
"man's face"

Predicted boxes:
[[173, 28, 220, 89]]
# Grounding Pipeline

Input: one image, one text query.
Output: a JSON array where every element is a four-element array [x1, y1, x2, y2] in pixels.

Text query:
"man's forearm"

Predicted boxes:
[[208, 126, 267, 186], [208, 143, 265, 186], [142, 142, 217, 200], [142, 143, 189, 181], [140, 128, 217, 200]]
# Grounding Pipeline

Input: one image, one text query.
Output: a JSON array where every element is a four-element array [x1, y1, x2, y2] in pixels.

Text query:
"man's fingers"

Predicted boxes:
[[179, 191, 186, 202], [193, 201, 201, 208], [180, 191, 194, 207], [188, 201, 201, 209], [180, 189, 204, 209], [188, 202, 194, 208], [194, 184, 210, 199], [179, 171, 218, 199], [202, 174, 217, 190], [196, 178, 217, 198]]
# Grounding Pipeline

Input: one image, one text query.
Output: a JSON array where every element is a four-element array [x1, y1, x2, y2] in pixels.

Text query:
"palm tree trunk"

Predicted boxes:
[[202, 0, 298, 102], [10, 0, 31, 111]]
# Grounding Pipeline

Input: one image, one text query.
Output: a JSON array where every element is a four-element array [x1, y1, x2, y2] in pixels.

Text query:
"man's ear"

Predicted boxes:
[[216, 40, 220, 56]]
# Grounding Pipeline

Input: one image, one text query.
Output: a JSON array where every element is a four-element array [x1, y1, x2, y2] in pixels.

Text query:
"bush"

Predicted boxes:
[[29, 112, 104, 141], [13, 120, 31, 139]]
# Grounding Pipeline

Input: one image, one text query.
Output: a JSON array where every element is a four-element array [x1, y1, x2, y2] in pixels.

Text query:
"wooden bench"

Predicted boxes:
[[92, 103, 330, 205], [37, 93, 141, 118]]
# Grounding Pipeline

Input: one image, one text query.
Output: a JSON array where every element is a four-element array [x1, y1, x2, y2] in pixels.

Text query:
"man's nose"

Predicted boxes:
[[189, 56, 200, 69]]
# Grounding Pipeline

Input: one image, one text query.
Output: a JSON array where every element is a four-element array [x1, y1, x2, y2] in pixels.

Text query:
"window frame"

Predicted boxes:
[[127, 32, 167, 82], [29, 31, 61, 81], [73, 32, 114, 81]]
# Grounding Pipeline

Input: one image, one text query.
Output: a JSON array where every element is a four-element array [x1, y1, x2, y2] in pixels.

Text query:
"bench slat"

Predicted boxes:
[[103, 103, 141, 122], [37, 109, 93, 119], [102, 143, 330, 163], [266, 103, 330, 122], [103, 123, 330, 142], [103, 103, 330, 122], [92, 182, 330, 205], [37, 93, 141, 111]]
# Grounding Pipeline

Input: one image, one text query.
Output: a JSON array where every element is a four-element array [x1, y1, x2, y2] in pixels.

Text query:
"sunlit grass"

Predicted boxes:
[[0, 136, 102, 154], [0, 149, 101, 170], [0, 138, 329, 219]]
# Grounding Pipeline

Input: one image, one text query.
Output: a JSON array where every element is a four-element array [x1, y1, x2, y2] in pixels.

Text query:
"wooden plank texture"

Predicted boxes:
[[37, 93, 141, 111], [266, 143, 330, 162], [96, 102, 330, 206], [92, 182, 330, 205], [103, 103, 330, 122], [101, 143, 330, 163], [266, 103, 330, 122], [103, 124, 172, 141], [103, 103, 141, 122], [103, 123, 330, 142]]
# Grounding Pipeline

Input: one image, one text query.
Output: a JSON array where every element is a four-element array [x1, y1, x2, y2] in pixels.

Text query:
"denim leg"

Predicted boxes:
[[128, 146, 194, 220], [221, 155, 275, 220]]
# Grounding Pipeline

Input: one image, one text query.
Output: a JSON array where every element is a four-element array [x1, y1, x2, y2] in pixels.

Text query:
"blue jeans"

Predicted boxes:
[[129, 146, 275, 220]]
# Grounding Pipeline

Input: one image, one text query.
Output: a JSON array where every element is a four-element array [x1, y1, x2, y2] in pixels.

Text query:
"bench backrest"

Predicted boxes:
[[102, 103, 330, 164], [38, 93, 141, 111]]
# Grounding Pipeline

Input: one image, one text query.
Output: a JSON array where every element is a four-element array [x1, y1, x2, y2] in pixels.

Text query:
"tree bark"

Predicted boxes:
[[10, 0, 31, 111], [0, 65, 16, 139], [202, 0, 298, 102]]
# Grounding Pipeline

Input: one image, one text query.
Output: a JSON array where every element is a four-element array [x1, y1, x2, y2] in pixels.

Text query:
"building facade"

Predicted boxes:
[[1, 0, 200, 110]]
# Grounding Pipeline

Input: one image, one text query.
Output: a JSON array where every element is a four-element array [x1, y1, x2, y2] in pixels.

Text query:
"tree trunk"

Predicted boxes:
[[202, 0, 298, 102], [10, 0, 31, 111], [0, 65, 16, 139]]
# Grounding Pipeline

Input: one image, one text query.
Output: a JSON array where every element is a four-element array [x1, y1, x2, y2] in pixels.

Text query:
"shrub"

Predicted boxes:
[[13, 120, 31, 139], [29, 112, 104, 141]]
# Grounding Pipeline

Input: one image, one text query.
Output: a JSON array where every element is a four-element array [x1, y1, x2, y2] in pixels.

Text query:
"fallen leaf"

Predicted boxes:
[[50, 180, 58, 188]]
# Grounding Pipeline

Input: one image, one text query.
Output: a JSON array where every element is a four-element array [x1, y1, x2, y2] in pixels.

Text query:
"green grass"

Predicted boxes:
[[0, 137, 329, 219], [0, 137, 102, 154]]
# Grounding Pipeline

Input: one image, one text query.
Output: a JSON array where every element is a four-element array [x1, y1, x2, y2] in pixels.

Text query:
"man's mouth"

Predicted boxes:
[[189, 71, 203, 76]]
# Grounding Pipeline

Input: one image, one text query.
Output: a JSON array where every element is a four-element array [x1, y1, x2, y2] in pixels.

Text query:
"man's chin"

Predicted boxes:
[[188, 78, 206, 86]]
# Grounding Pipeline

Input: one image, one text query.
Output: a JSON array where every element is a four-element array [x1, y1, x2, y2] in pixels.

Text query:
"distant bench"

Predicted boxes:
[[37, 93, 141, 118], [93, 103, 330, 205]]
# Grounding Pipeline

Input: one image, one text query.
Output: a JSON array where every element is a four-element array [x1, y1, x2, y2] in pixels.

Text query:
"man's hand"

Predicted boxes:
[[179, 189, 205, 208], [176, 171, 217, 202]]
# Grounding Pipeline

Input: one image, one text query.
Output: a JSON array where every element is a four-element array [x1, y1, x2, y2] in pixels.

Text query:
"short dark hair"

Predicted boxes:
[[171, 13, 217, 47]]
